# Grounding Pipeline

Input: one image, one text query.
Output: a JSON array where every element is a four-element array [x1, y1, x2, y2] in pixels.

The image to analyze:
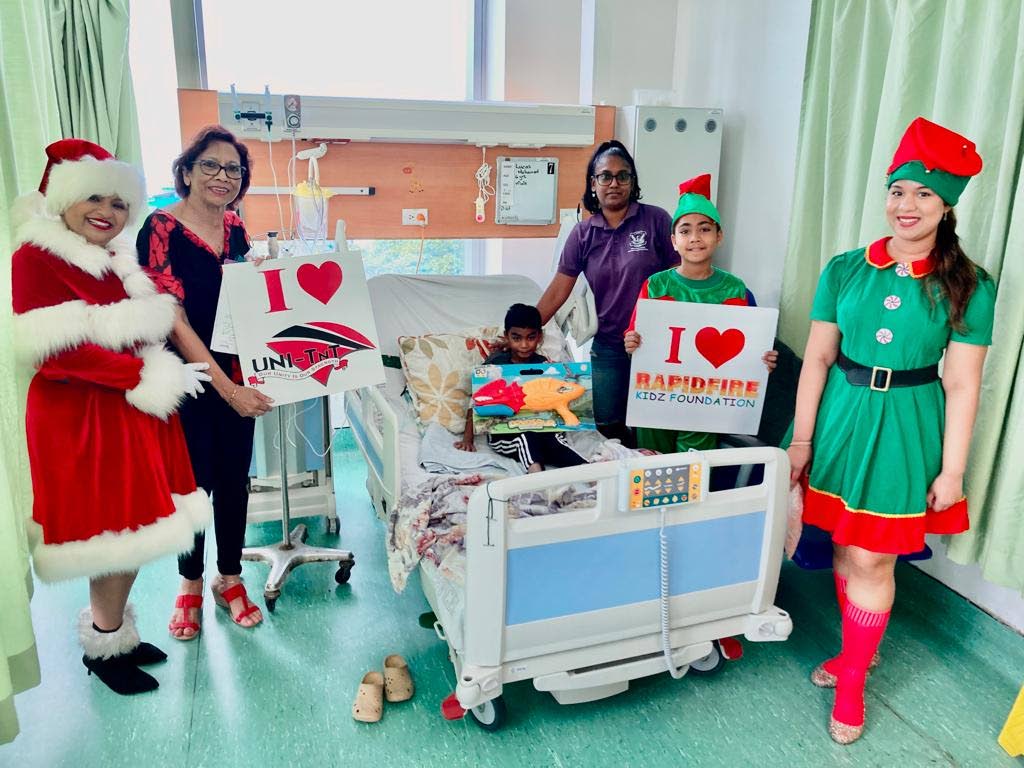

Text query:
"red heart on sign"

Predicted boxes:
[[695, 327, 745, 368], [296, 261, 343, 304]]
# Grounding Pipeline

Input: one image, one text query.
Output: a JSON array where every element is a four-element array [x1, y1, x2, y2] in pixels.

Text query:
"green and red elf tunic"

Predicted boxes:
[[797, 117, 995, 554]]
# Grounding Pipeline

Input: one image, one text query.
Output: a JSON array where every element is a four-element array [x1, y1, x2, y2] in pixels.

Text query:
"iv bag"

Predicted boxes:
[[293, 181, 333, 243]]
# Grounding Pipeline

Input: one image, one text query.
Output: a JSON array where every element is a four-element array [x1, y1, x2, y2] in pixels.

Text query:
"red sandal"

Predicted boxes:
[[213, 581, 262, 627], [168, 593, 203, 640]]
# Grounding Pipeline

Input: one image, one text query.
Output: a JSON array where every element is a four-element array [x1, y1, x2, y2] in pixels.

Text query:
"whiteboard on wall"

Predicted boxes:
[[495, 156, 558, 225]]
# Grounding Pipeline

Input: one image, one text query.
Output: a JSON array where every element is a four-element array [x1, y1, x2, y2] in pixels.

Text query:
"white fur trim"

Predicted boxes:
[[125, 345, 187, 419], [28, 492, 210, 583], [13, 293, 176, 366], [10, 191, 44, 229], [174, 489, 213, 532], [18, 216, 112, 277], [107, 236, 156, 297], [13, 300, 92, 365], [89, 294, 177, 352], [45, 156, 145, 225], [79, 605, 140, 659]]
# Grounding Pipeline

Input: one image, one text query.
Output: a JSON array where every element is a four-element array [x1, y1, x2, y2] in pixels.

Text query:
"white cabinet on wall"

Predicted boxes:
[[615, 106, 724, 217]]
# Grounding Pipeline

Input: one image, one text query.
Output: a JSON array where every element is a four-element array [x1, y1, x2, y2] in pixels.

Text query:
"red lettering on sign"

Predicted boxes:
[[260, 269, 291, 313], [665, 326, 687, 364]]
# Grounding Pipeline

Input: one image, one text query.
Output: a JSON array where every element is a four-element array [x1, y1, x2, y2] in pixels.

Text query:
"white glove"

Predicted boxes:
[[182, 362, 212, 398]]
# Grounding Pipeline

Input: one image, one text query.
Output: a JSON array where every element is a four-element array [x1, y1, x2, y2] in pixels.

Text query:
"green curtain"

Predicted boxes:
[[47, 0, 141, 165], [779, 0, 1024, 591], [0, 0, 62, 745]]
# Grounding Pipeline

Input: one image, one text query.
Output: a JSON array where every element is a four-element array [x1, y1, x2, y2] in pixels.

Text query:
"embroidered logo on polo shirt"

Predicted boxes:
[[628, 231, 649, 252]]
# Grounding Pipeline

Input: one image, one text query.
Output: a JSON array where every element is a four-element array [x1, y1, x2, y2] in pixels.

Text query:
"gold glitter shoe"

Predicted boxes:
[[829, 715, 864, 744], [810, 652, 881, 688]]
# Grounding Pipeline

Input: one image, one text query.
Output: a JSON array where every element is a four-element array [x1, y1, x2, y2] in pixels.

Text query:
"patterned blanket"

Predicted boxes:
[[385, 473, 599, 592]]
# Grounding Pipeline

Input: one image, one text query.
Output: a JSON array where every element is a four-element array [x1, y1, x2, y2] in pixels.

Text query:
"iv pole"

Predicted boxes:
[[242, 400, 354, 612]]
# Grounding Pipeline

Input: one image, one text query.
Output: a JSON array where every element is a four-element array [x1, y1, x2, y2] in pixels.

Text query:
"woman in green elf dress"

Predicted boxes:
[[787, 117, 996, 745]]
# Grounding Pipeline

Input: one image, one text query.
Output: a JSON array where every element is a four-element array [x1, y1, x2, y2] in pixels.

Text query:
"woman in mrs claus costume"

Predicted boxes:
[[10, 139, 213, 696]]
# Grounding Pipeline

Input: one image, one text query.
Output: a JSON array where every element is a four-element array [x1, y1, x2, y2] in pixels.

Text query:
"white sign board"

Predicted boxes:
[[626, 300, 778, 435], [215, 253, 384, 405], [495, 156, 558, 225]]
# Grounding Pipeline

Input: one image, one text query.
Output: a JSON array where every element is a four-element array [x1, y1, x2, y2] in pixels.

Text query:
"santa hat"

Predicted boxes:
[[12, 138, 146, 227], [886, 117, 982, 205], [671, 173, 721, 227]]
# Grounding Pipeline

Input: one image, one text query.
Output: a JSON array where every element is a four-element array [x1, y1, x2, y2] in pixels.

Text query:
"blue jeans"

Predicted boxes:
[[590, 337, 633, 445]]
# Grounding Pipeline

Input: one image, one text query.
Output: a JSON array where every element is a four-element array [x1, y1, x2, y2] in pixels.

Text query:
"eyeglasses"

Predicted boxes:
[[193, 158, 247, 179], [593, 170, 634, 186]]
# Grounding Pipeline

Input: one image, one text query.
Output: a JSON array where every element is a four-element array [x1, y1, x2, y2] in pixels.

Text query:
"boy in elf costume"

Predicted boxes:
[[624, 174, 776, 452]]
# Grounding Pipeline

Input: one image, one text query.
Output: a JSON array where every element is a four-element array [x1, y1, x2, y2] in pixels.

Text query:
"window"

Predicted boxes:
[[129, 3, 182, 201], [201, 0, 474, 101], [356, 239, 471, 276]]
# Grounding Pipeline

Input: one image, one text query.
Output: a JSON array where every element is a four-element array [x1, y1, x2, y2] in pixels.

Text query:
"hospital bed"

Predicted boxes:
[[345, 274, 793, 730]]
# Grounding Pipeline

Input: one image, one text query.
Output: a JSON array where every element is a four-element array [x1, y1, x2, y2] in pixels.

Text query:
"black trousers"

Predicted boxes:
[[177, 388, 256, 580], [488, 431, 587, 471]]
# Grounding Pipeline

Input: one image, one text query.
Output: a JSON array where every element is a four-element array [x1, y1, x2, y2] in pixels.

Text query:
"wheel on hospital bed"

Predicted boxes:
[[468, 695, 507, 731], [687, 642, 725, 676], [334, 563, 352, 584]]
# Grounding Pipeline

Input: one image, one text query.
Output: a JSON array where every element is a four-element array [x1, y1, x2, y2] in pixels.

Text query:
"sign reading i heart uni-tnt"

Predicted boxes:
[[218, 253, 384, 406], [626, 300, 778, 436]]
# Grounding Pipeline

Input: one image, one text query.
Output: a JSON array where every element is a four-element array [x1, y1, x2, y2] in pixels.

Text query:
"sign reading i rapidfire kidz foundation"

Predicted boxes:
[[214, 253, 384, 406], [626, 300, 778, 435]]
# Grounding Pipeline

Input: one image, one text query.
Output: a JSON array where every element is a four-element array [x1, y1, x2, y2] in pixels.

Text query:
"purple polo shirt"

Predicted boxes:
[[557, 202, 677, 344]]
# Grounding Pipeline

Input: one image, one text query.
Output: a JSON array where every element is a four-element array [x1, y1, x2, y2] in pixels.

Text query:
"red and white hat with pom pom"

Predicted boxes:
[[15, 138, 146, 226]]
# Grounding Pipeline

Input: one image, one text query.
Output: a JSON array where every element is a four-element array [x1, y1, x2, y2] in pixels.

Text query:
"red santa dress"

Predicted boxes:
[[11, 215, 212, 582]]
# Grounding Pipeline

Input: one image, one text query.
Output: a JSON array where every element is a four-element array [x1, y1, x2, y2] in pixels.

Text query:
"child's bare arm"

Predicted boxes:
[[454, 409, 476, 451]]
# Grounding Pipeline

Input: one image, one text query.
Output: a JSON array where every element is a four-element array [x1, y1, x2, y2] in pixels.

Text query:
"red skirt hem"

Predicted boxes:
[[802, 485, 969, 555]]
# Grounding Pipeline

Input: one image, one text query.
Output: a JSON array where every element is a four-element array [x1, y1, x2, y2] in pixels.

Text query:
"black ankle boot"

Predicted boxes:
[[79, 604, 162, 693], [82, 654, 159, 695], [123, 641, 168, 667]]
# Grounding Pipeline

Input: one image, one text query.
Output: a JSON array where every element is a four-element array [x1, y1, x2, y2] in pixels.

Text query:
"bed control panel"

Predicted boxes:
[[620, 461, 705, 511]]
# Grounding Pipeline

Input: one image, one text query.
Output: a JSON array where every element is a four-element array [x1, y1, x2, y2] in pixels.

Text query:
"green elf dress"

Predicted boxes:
[[802, 236, 996, 554], [629, 266, 750, 453]]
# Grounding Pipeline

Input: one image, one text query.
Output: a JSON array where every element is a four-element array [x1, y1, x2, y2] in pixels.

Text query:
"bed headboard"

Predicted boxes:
[[367, 274, 546, 358]]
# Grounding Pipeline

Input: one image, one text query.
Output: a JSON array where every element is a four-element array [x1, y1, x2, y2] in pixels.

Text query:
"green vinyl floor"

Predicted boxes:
[[2, 429, 1022, 768]]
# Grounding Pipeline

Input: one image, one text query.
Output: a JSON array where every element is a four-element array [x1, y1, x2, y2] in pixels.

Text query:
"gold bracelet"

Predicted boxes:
[[789, 440, 812, 447], [228, 386, 239, 401]]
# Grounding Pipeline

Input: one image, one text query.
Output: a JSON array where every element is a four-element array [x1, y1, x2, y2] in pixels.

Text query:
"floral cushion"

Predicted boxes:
[[398, 327, 503, 433]]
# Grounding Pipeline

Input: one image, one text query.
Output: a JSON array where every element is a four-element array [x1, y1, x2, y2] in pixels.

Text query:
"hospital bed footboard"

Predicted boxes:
[[454, 447, 793, 718]]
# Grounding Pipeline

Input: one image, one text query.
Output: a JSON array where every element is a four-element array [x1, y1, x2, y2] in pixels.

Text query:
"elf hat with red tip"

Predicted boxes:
[[672, 173, 721, 227], [15, 139, 146, 226], [886, 117, 982, 206]]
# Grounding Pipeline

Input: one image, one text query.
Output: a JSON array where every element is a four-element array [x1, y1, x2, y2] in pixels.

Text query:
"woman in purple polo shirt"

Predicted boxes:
[[537, 140, 676, 444]]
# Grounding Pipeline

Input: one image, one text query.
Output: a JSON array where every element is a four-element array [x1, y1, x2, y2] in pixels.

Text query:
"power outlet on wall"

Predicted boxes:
[[402, 208, 428, 225]]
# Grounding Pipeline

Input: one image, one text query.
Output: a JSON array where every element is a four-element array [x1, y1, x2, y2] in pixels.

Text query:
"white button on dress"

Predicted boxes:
[[875, 328, 894, 344], [895, 263, 911, 277], [884, 295, 902, 310]]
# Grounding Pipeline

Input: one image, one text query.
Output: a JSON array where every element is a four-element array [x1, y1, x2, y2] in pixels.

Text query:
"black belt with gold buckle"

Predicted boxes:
[[836, 352, 939, 392]]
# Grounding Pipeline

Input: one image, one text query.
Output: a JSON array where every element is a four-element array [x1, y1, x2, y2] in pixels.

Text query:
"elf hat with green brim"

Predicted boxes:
[[886, 117, 982, 206], [672, 174, 720, 227]]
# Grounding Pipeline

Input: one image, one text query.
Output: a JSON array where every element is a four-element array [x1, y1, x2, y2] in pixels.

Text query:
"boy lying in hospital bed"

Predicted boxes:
[[454, 303, 589, 474]]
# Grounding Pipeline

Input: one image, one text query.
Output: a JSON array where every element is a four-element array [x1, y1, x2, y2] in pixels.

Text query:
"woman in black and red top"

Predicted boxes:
[[137, 125, 272, 639]]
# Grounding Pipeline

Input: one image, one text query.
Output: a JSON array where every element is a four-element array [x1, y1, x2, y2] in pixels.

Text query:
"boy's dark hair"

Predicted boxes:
[[504, 303, 542, 332]]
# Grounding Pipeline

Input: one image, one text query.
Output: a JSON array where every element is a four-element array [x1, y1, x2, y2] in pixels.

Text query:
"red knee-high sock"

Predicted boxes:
[[821, 573, 848, 674], [832, 599, 890, 727], [834, 572, 848, 614]]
